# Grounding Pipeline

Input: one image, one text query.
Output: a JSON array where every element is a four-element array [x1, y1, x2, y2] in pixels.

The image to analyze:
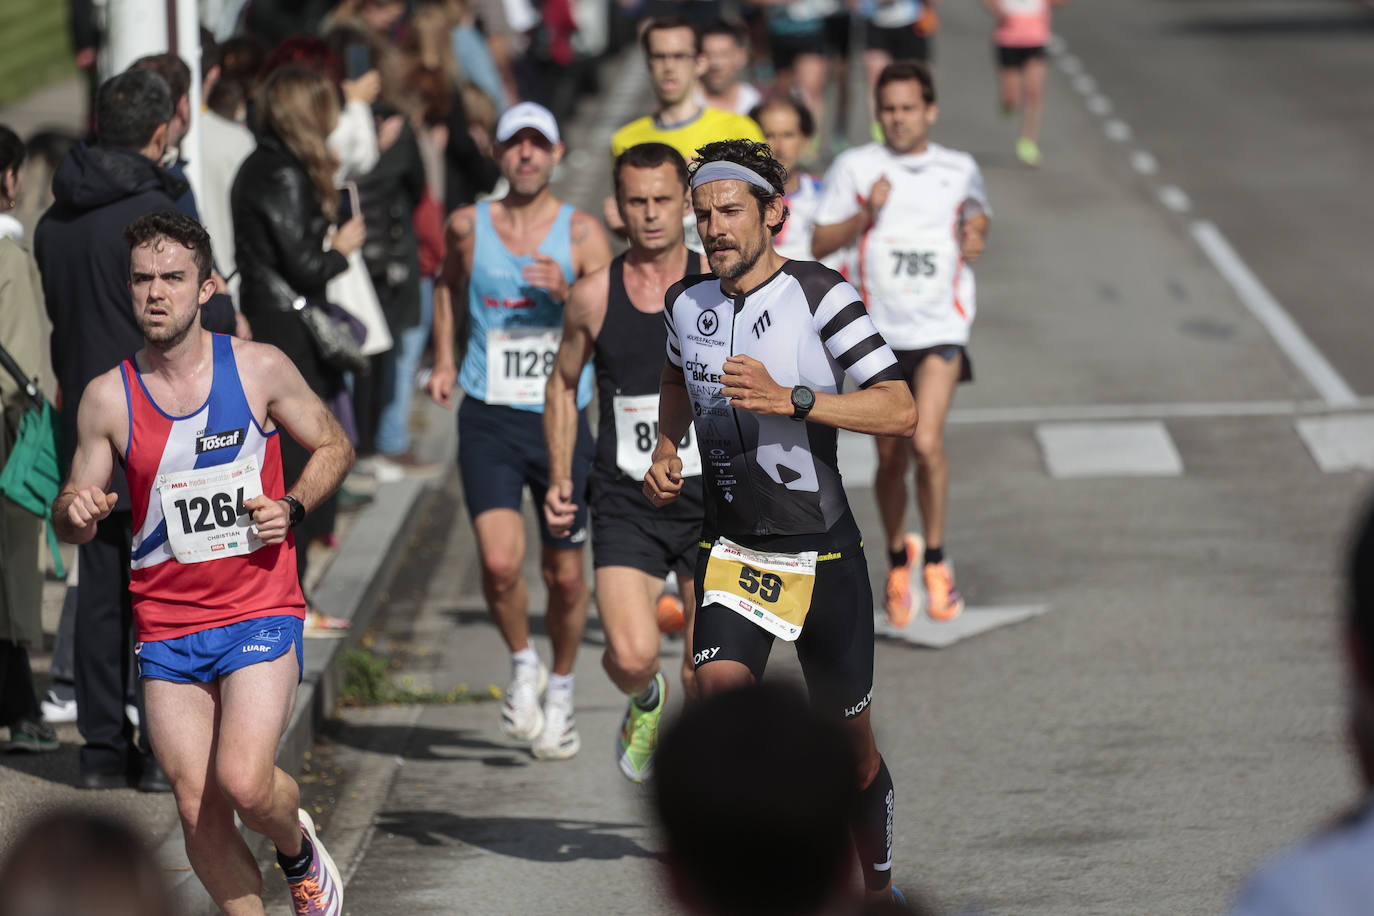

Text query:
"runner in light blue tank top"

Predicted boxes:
[[459, 200, 594, 412]]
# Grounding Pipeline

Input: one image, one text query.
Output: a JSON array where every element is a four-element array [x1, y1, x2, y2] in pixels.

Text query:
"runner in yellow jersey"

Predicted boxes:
[[604, 16, 763, 246]]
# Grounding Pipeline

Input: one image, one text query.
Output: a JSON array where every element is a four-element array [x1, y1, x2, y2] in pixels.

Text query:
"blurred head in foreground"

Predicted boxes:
[[0, 810, 176, 916], [1347, 498, 1374, 789], [653, 681, 859, 916]]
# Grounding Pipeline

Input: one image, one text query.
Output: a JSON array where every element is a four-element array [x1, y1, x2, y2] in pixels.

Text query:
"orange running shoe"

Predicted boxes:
[[656, 593, 686, 634], [884, 533, 923, 627], [924, 561, 965, 622]]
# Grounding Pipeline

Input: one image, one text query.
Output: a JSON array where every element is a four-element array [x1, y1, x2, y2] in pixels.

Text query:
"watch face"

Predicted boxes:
[[794, 387, 815, 408]]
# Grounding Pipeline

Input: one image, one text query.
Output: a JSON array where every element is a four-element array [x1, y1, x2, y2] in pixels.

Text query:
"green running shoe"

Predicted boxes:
[[1016, 137, 1042, 167], [616, 672, 666, 783]]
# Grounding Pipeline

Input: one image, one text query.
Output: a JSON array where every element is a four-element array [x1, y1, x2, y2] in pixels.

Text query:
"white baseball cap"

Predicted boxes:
[[494, 102, 561, 145]]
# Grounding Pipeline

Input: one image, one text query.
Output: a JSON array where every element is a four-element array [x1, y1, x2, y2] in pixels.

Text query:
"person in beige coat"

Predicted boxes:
[[0, 125, 58, 752]]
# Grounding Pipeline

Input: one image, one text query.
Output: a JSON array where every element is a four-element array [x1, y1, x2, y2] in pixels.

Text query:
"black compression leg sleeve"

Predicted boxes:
[[852, 756, 895, 892]]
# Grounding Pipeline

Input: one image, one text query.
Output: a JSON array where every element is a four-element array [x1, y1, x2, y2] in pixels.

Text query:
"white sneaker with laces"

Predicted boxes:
[[532, 690, 580, 760], [500, 663, 547, 741]]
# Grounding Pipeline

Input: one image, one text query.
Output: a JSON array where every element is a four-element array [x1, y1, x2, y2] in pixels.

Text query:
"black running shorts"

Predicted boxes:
[[996, 44, 1047, 69], [867, 24, 930, 62], [691, 542, 876, 720], [457, 396, 593, 548], [893, 344, 974, 384], [591, 478, 701, 580]]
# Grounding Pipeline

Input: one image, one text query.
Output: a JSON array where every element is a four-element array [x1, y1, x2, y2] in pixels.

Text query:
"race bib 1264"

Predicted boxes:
[[486, 326, 559, 406], [613, 393, 702, 481], [157, 456, 265, 564]]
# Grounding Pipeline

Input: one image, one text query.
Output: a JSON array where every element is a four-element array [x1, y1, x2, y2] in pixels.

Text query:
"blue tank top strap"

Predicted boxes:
[[195, 334, 257, 470]]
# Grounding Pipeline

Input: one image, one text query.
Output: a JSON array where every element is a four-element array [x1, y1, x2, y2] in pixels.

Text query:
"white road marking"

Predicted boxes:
[[1103, 120, 1133, 142], [1130, 151, 1159, 175], [1072, 74, 1097, 94], [1294, 415, 1374, 471], [945, 398, 1374, 425], [1036, 421, 1184, 478], [1058, 54, 1083, 75], [1157, 185, 1192, 212], [874, 606, 1051, 649], [1191, 220, 1359, 407], [1086, 94, 1113, 116]]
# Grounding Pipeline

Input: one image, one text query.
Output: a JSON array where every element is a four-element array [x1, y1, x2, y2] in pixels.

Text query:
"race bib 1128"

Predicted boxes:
[[486, 326, 559, 406]]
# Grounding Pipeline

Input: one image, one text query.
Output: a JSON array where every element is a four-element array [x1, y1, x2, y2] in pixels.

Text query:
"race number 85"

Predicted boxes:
[[737, 565, 782, 603]]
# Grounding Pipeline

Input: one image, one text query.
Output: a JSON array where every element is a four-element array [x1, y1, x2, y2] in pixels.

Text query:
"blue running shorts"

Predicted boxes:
[[136, 614, 304, 684]]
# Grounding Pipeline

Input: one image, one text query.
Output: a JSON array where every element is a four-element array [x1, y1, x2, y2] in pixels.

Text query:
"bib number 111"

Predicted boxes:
[[173, 487, 249, 534]]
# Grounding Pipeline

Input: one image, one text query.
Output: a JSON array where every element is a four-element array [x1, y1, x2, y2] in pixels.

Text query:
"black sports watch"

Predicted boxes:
[[790, 385, 815, 421], [281, 495, 306, 528]]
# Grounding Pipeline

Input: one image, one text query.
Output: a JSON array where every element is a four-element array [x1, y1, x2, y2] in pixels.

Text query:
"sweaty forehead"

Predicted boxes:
[[131, 237, 196, 272]]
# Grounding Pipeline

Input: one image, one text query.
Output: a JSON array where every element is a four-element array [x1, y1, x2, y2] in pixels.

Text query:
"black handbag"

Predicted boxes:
[[258, 266, 370, 375]]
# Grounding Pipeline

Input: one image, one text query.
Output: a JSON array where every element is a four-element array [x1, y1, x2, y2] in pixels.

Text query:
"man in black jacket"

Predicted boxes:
[[34, 68, 232, 790]]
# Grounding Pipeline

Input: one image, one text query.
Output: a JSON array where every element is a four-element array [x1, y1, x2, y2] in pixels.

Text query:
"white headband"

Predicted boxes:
[[690, 160, 777, 195]]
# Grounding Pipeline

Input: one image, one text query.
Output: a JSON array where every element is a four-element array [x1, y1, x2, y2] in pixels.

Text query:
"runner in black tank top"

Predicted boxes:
[[543, 143, 705, 783]]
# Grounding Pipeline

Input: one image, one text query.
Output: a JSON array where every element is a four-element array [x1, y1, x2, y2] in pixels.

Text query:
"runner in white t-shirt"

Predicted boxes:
[[812, 61, 989, 627], [749, 95, 841, 271]]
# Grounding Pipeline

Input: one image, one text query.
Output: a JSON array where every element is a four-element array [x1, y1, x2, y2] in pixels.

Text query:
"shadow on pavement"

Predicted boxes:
[[324, 721, 534, 768], [371, 810, 659, 862], [0, 743, 87, 787]]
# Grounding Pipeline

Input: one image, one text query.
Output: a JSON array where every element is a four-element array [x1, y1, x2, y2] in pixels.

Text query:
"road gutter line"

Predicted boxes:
[[1191, 220, 1359, 407], [947, 397, 1374, 426]]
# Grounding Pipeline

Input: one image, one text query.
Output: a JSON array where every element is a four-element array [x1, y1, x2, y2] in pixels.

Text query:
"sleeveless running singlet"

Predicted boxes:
[[459, 200, 593, 412], [995, 0, 1051, 47], [592, 253, 706, 513], [123, 333, 304, 642]]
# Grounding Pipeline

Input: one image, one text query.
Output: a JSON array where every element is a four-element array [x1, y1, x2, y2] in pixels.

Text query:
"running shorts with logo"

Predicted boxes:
[[691, 518, 876, 719], [137, 614, 304, 683], [459, 396, 593, 548], [815, 141, 990, 352], [664, 261, 902, 719]]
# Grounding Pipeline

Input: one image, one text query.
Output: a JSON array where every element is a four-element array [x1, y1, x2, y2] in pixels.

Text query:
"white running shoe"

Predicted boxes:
[[500, 662, 547, 742], [40, 690, 77, 724], [532, 690, 580, 760]]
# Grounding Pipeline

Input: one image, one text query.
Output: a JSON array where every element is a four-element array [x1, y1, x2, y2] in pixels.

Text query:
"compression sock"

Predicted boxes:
[[889, 547, 909, 568], [923, 545, 945, 566], [633, 676, 660, 711], [512, 647, 540, 671], [277, 835, 314, 880], [852, 757, 895, 893]]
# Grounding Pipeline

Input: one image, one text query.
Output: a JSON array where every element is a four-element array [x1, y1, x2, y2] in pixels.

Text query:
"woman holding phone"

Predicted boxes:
[[232, 65, 366, 607]]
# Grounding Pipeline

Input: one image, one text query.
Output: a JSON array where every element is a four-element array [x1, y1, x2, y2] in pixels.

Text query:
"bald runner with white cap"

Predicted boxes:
[[426, 102, 613, 761]]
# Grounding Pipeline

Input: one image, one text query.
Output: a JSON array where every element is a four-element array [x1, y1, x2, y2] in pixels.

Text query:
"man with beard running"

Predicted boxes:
[[53, 211, 354, 915], [427, 103, 612, 760], [544, 143, 706, 783], [645, 139, 917, 905]]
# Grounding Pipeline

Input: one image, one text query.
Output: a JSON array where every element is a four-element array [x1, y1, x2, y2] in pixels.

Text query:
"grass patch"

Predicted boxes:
[[338, 648, 500, 707]]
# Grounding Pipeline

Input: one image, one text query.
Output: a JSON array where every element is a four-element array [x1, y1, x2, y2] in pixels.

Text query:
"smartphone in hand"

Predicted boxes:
[[336, 181, 360, 225]]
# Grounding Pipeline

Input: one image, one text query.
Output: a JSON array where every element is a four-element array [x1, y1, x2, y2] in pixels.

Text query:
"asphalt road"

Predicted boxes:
[[277, 6, 1374, 914]]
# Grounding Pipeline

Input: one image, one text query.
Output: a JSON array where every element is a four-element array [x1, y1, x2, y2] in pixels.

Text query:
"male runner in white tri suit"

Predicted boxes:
[[812, 61, 990, 626], [544, 142, 706, 783], [426, 102, 612, 760], [645, 139, 916, 906], [54, 211, 354, 916]]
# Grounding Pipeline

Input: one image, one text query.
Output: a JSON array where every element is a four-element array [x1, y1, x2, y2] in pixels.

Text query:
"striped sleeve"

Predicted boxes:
[[812, 279, 903, 388], [663, 292, 683, 369]]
